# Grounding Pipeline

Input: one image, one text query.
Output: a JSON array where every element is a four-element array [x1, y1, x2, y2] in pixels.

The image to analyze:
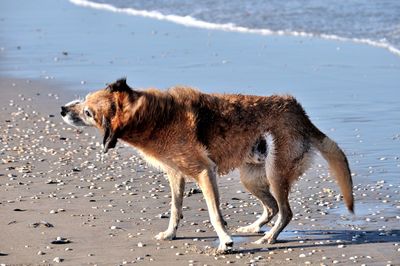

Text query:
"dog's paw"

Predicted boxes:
[[252, 233, 276, 245], [216, 240, 234, 254], [155, 231, 176, 241], [236, 225, 262, 234], [252, 237, 266, 245]]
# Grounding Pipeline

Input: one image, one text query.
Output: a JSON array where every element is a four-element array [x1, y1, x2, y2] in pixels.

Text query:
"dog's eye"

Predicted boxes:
[[85, 109, 92, 117]]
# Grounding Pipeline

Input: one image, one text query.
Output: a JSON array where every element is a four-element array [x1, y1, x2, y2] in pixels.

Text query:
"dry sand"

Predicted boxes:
[[0, 77, 399, 265]]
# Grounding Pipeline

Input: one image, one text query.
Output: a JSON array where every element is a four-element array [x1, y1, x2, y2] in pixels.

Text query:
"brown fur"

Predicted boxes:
[[61, 78, 354, 252]]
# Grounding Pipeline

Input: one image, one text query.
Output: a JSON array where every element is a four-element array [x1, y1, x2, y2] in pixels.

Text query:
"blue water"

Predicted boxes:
[[89, 0, 400, 56]]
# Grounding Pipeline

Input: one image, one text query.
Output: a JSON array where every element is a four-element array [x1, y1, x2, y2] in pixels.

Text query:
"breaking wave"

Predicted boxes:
[[69, 0, 400, 57]]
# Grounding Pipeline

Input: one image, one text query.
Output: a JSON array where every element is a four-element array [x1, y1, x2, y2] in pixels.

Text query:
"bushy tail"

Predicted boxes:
[[312, 131, 354, 213]]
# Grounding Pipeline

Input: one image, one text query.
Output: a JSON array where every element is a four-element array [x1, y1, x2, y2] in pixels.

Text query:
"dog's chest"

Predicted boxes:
[[136, 149, 176, 175]]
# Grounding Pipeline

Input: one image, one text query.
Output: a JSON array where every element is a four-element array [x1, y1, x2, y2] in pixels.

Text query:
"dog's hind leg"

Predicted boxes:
[[197, 166, 233, 253], [237, 164, 278, 233], [253, 177, 293, 244], [155, 173, 185, 241]]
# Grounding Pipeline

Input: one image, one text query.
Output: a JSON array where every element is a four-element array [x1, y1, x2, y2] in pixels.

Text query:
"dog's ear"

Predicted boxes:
[[107, 78, 132, 93], [102, 115, 118, 153]]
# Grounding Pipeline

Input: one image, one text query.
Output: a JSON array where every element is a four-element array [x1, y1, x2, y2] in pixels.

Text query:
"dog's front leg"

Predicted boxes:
[[197, 167, 233, 253], [155, 174, 185, 241]]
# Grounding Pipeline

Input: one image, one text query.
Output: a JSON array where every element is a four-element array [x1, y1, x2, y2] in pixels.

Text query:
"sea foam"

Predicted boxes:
[[69, 0, 400, 57]]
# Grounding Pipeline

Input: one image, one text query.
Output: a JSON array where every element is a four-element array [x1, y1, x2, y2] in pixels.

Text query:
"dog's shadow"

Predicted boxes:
[[176, 229, 400, 253]]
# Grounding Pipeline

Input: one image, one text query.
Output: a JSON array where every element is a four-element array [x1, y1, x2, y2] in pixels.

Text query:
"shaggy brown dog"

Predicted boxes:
[[61, 78, 353, 253]]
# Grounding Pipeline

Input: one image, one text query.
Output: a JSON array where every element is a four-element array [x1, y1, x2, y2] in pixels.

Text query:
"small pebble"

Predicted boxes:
[[51, 237, 70, 244], [53, 257, 63, 263]]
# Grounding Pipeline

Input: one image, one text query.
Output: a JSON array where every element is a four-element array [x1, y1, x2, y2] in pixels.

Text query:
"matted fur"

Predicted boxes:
[[61, 78, 354, 252]]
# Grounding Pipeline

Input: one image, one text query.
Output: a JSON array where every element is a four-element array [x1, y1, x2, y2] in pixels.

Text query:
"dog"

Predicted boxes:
[[61, 78, 354, 253]]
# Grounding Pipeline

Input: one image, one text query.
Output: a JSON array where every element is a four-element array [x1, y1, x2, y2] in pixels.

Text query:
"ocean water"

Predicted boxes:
[[72, 0, 400, 56]]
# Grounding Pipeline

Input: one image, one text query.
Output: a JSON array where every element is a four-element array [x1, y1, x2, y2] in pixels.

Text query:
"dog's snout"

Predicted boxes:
[[61, 106, 67, 117]]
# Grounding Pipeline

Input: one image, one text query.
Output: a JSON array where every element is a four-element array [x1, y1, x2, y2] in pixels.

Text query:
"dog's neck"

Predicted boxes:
[[119, 90, 179, 145]]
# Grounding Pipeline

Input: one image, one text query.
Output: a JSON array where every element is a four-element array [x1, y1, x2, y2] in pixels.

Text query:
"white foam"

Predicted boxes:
[[69, 0, 400, 57]]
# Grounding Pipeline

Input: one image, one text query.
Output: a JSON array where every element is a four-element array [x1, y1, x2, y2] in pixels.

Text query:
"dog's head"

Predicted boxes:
[[61, 78, 138, 153]]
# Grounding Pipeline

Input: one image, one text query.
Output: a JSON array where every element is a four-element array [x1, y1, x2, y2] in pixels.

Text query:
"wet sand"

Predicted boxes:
[[0, 77, 399, 265]]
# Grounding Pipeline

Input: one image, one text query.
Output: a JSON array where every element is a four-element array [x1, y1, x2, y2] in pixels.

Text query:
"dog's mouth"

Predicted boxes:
[[61, 111, 87, 127], [61, 100, 87, 127]]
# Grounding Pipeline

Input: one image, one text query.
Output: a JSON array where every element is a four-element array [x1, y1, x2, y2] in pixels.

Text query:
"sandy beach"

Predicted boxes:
[[1, 0, 400, 265]]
